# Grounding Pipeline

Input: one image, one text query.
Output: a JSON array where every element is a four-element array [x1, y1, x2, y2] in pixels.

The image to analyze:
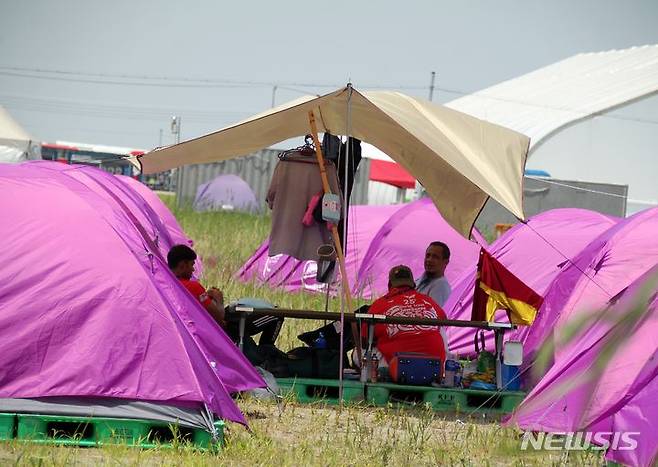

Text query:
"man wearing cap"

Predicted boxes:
[[364, 265, 448, 366]]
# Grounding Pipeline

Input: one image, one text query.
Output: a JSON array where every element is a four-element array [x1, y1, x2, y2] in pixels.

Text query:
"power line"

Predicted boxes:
[[0, 70, 258, 89], [0, 93, 252, 123], [2, 65, 656, 127], [0, 65, 431, 91]]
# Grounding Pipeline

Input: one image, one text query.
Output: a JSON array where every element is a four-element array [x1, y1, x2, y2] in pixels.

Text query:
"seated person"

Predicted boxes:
[[224, 298, 284, 348], [168, 244, 225, 326], [363, 265, 448, 366], [415, 241, 452, 356], [167, 245, 283, 349], [415, 241, 451, 307]]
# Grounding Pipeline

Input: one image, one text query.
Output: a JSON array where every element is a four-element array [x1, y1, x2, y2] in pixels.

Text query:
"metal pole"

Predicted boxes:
[[338, 84, 354, 401], [271, 85, 278, 108], [172, 116, 184, 206], [429, 71, 436, 101], [495, 329, 504, 390]]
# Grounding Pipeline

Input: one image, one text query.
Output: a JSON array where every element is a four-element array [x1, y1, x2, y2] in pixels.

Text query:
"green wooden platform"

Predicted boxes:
[[0, 412, 223, 450], [275, 378, 525, 414], [365, 382, 525, 414], [277, 377, 365, 404]]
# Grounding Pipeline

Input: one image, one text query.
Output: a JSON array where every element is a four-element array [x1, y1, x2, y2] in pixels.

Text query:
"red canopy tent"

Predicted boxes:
[[369, 159, 416, 189]]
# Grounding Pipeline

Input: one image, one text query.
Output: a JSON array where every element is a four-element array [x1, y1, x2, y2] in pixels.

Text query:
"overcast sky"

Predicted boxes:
[[1, 0, 657, 209]]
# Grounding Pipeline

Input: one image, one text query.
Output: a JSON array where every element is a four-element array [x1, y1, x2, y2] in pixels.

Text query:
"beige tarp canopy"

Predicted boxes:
[[139, 86, 530, 237]]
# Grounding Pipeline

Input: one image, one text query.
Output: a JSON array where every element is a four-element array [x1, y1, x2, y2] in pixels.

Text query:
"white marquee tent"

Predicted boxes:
[[0, 105, 40, 163]]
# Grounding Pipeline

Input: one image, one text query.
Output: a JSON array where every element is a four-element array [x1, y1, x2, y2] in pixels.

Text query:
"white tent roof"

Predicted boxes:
[[0, 105, 31, 142], [445, 44, 658, 154], [0, 105, 36, 163]]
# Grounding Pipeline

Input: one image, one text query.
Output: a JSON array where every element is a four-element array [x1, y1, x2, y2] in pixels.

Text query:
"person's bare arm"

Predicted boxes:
[[205, 288, 225, 326], [205, 301, 225, 327]]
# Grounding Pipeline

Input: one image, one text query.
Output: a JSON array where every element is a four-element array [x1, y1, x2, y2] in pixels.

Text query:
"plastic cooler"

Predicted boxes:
[[501, 364, 521, 391]]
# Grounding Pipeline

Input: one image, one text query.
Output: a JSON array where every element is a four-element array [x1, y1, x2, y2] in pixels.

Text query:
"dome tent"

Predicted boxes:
[[522, 206, 658, 369], [508, 267, 658, 467], [117, 175, 191, 247], [443, 208, 618, 355], [238, 204, 403, 296], [193, 174, 260, 213], [116, 174, 203, 277], [238, 197, 481, 299], [0, 162, 263, 429]]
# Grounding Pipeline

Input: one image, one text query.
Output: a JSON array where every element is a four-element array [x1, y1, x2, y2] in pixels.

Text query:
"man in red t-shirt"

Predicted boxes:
[[167, 244, 225, 326], [364, 265, 447, 365]]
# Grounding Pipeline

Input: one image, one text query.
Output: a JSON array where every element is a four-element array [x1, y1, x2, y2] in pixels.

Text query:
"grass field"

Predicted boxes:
[[0, 197, 605, 466]]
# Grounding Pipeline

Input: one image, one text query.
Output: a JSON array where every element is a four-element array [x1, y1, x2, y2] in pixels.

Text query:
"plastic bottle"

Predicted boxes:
[[360, 352, 370, 383], [314, 332, 327, 349], [444, 353, 459, 387], [369, 354, 379, 383], [454, 360, 463, 388]]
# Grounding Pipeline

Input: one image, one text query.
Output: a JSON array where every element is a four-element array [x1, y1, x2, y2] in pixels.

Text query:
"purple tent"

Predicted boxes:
[[522, 206, 658, 369], [193, 174, 260, 213], [116, 175, 203, 277], [444, 208, 618, 356], [117, 175, 190, 247], [238, 204, 403, 296], [0, 161, 263, 429], [507, 267, 658, 466], [354, 198, 481, 297], [238, 197, 481, 299]]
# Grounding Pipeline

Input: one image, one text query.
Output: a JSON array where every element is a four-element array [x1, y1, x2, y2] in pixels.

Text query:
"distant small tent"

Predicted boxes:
[[0, 161, 263, 430], [193, 174, 260, 213]]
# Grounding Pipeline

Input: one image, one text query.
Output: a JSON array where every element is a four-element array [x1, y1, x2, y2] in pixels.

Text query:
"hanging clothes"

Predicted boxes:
[[320, 133, 362, 253], [266, 152, 341, 261]]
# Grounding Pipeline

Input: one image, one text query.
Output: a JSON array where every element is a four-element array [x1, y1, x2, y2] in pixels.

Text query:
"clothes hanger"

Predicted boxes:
[[278, 135, 323, 163]]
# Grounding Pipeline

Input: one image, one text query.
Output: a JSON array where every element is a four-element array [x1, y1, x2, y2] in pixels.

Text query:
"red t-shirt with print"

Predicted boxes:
[[180, 279, 213, 308], [364, 286, 447, 364]]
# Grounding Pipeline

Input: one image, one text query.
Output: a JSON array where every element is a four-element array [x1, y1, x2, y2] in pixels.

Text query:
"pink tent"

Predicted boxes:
[[116, 175, 203, 277], [508, 267, 658, 466], [444, 208, 618, 356], [117, 175, 191, 248], [238, 198, 482, 299], [523, 206, 658, 368], [238, 204, 403, 296], [0, 161, 263, 429]]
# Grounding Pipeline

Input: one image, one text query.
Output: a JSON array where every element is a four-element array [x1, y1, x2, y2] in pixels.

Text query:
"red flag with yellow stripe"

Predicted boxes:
[[471, 248, 543, 325]]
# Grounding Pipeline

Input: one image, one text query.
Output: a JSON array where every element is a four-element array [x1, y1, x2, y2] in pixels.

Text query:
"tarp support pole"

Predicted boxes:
[[308, 111, 362, 369]]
